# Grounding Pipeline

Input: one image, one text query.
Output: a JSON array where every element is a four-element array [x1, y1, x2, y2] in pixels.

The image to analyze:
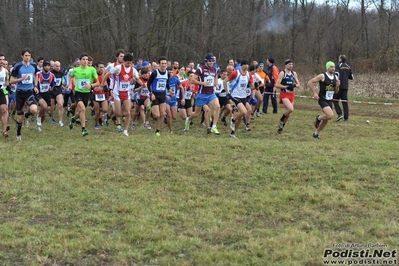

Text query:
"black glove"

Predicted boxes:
[[286, 84, 296, 90], [103, 85, 109, 92], [254, 81, 260, 89], [226, 93, 232, 100], [6, 85, 12, 92]]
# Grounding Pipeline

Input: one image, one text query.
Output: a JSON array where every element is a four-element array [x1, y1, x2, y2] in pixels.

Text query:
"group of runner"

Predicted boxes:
[[0, 48, 350, 141]]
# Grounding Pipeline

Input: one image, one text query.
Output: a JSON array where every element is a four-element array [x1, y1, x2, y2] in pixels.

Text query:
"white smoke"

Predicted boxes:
[[256, 9, 294, 35]]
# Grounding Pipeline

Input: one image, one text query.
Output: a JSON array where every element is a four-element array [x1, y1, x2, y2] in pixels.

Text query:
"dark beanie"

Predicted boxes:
[[284, 59, 293, 65], [268, 57, 275, 64], [240, 58, 249, 65]]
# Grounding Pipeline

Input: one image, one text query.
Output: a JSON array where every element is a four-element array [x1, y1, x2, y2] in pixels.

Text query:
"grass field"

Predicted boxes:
[[0, 93, 398, 265]]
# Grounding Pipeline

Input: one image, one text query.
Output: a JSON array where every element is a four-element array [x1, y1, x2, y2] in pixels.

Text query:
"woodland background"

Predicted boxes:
[[0, 0, 398, 73]]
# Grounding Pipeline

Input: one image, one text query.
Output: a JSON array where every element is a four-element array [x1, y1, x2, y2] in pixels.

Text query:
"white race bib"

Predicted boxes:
[[156, 80, 166, 91], [22, 74, 33, 84], [205, 75, 214, 85], [55, 78, 62, 86], [40, 84, 50, 92], [95, 94, 106, 101], [325, 91, 334, 100], [119, 81, 129, 91], [185, 91, 193, 99], [78, 79, 90, 89]]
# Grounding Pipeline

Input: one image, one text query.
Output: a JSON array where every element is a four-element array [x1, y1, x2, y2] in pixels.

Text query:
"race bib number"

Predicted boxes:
[[95, 94, 106, 101], [55, 78, 62, 86], [22, 74, 33, 84], [120, 82, 129, 91], [156, 80, 166, 91], [325, 91, 334, 100], [205, 76, 214, 86], [78, 79, 90, 89], [185, 91, 193, 99], [40, 84, 50, 92]]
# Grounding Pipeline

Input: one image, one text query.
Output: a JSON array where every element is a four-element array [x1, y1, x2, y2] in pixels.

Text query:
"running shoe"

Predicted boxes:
[[36, 116, 42, 127], [145, 121, 152, 130], [105, 114, 109, 126], [211, 127, 220, 135], [314, 115, 321, 129], [35, 125, 42, 132], [277, 121, 284, 134], [207, 127, 211, 134], [51, 118, 56, 124], [82, 129, 89, 136], [256, 111, 261, 117], [117, 125, 123, 132], [230, 118, 235, 131], [69, 117, 75, 130], [250, 113, 255, 120], [336, 115, 344, 122], [16, 135, 21, 141], [59, 121, 64, 127], [245, 125, 251, 131], [313, 132, 321, 139], [24, 117, 29, 127], [155, 131, 160, 136], [123, 130, 129, 136], [184, 118, 190, 131], [229, 133, 238, 139], [95, 125, 101, 130], [131, 123, 135, 130]]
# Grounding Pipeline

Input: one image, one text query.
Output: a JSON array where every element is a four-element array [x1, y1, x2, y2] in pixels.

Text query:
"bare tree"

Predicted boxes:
[[0, 0, 399, 71]]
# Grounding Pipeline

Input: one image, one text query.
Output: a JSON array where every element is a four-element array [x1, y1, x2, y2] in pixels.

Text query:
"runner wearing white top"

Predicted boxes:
[[101, 53, 141, 136], [223, 59, 254, 138], [248, 65, 264, 128], [219, 66, 234, 127], [0, 54, 10, 137], [103, 49, 125, 126]]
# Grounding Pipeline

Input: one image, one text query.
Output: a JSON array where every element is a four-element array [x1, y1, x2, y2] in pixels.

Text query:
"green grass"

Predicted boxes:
[[0, 95, 398, 265]]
